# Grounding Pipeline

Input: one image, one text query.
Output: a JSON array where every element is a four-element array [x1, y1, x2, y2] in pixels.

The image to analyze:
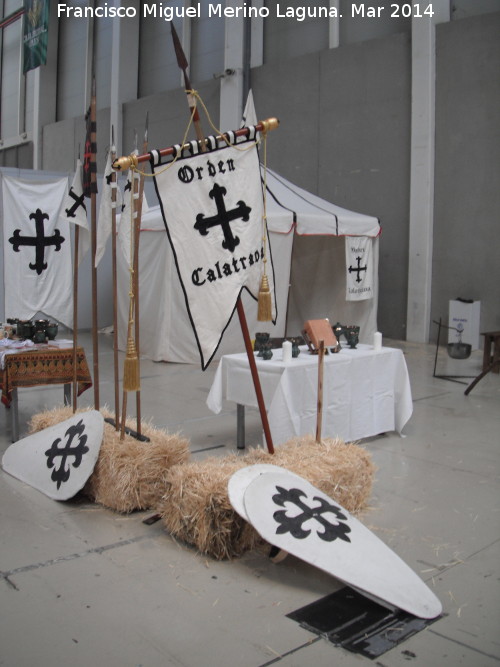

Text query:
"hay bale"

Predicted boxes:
[[159, 436, 375, 560], [28, 404, 79, 433], [28, 406, 190, 513]]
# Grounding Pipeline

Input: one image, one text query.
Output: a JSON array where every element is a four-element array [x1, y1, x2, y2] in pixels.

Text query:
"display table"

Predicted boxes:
[[1, 345, 92, 441], [207, 344, 413, 447]]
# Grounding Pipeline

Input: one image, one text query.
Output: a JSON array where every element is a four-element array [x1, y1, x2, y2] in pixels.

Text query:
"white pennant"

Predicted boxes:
[[117, 151, 149, 262], [60, 159, 90, 266], [95, 148, 121, 267]]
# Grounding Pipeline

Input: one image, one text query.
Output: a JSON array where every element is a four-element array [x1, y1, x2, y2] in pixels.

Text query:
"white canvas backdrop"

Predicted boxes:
[[116, 168, 380, 365]]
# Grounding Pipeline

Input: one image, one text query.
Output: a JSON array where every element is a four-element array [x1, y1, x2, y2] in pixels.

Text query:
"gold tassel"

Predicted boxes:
[[257, 274, 272, 322], [123, 335, 140, 391]]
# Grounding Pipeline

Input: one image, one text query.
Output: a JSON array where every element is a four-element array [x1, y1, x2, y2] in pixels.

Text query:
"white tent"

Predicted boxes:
[[117, 167, 380, 365]]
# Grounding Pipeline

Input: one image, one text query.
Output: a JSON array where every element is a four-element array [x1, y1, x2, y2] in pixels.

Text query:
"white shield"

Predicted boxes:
[[2, 410, 104, 501], [238, 469, 442, 619], [228, 464, 304, 521]]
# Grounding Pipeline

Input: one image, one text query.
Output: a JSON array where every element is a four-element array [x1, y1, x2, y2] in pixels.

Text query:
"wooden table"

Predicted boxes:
[[465, 331, 500, 395], [481, 331, 500, 373], [1, 345, 92, 441]]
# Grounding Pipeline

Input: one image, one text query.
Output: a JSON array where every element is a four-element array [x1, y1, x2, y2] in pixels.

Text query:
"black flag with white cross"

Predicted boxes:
[[152, 133, 276, 369]]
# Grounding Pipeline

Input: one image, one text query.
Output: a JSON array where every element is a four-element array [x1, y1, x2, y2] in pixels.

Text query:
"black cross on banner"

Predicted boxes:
[[121, 177, 133, 212], [348, 256, 367, 283], [9, 208, 65, 275], [194, 183, 251, 253], [65, 186, 87, 218]]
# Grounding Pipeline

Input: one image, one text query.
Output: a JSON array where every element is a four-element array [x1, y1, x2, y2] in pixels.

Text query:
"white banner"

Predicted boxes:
[[95, 149, 113, 267], [345, 236, 374, 301], [3, 175, 73, 326], [153, 140, 276, 369]]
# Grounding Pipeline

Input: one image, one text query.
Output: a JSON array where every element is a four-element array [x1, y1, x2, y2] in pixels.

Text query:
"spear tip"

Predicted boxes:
[[170, 21, 189, 71]]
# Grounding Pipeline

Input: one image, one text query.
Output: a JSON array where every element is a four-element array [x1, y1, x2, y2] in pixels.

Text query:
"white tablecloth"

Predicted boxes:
[[207, 344, 413, 445]]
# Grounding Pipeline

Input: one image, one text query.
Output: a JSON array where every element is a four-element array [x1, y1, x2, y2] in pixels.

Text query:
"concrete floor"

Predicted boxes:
[[1, 333, 499, 667]]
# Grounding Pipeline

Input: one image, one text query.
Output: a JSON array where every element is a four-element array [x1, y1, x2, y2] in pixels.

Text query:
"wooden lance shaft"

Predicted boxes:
[[167, 26, 275, 454], [89, 80, 100, 409], [72, 226, 79, 412], [315, 340, 325, 443], [133, 124, 150, 437], [110, 144, 120, 429], [237, 300, 275, 454]]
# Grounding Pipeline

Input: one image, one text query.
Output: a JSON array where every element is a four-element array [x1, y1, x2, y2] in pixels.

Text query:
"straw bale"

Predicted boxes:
[[28, 406, 190, 513], [28, 404, 79, 433], [159, 436, 374, 560]]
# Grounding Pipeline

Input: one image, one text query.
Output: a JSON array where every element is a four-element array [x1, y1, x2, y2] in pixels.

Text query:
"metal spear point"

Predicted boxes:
[[144, 111, 149, 146], [170, 21, 206, 148]]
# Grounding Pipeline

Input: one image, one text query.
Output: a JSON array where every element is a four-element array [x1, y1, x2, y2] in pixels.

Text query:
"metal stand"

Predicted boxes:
[[464, 331, 500, 394], [432, 318, 475, 385]]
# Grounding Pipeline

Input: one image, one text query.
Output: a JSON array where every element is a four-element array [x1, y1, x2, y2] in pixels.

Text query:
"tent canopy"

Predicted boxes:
[[117, 168, 380, 365], [264, 167, 380, 237]]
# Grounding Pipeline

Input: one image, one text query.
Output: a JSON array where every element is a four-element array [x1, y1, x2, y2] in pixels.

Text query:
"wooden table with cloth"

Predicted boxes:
[[0, 343, 92, 441]]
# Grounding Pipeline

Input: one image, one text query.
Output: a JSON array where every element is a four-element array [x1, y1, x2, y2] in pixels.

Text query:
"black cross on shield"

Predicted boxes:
[[45, 419, 89, 490]]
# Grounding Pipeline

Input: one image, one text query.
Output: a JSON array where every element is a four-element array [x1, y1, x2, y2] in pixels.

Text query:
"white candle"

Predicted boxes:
[[282, 340, 292, 363], [373, 331, 382, 351]]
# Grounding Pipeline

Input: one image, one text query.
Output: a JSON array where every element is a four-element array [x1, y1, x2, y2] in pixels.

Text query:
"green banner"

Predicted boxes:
[[23, 0, 50, 74]]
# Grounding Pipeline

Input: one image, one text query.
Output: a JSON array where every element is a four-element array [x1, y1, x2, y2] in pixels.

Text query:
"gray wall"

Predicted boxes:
[[432, 12, 500, 337], [251, 33, 411, 340], [36, 13, 500, 342], [41, 79, 221, 176]]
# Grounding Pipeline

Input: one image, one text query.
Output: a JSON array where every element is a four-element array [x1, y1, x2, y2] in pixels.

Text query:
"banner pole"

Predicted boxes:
[[112, 120, 278, 172], [236, 299, 275, 454], [169, 22, 275, 454]]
